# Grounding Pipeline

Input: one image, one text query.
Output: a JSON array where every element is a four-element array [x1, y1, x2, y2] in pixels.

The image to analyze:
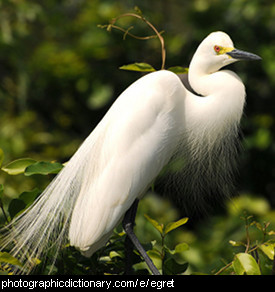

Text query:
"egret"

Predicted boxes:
[[0, 31, 261, 275]]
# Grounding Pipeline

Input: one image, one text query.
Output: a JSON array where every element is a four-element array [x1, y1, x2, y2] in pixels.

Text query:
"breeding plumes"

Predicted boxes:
[[0, 31, 261, 274]]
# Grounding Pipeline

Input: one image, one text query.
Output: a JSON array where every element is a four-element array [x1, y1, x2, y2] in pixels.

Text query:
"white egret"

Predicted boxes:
[[0, 31, 261, 275]]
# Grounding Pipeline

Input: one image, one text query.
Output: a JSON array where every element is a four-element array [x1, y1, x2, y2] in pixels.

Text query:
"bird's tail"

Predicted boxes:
[[0, 131, 99, 274]]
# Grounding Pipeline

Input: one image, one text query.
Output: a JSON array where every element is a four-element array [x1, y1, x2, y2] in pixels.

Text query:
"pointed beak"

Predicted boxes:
[[226, 48, 261, 61]]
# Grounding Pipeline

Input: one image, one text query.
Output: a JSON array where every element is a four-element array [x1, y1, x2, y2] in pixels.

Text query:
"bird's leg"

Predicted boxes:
[[124, 230, 135, 274], [122, 199, 160, 275], [123, 199, 139, 275]]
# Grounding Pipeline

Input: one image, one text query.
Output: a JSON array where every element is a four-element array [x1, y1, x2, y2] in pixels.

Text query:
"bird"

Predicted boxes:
[[0, 31, 261, 275]]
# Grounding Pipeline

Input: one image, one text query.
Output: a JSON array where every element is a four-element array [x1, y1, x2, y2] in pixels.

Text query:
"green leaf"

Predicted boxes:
[[0, 252, 23, 267], [164, 257, 188, 275], [19, 188, 40, 207], [134, 249, 162, 273], [8, 189, 41, 219], [134, 6, 143, 16], [146, 250, 162, 268], [24, 161, 63, 176], [0, 148, 4, 168], [259, 242, 275, 260], [144, 214, 163, 234], [232, 253, 261, 275], [2, 158, 36, 175], [229, 240, 245, 247], [109, 251, 123, 259], [174, 242, 189, 253], [8, 199, 26, 219], [253, 221, 263, 231], [164, 217, 188, 235], [165, 242, 189, 255], [119, 62, 156, 72], [167, 66, 189, 74]]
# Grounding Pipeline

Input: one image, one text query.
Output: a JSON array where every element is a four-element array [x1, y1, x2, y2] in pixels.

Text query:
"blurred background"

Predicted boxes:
[[0, 0, 274, 274]]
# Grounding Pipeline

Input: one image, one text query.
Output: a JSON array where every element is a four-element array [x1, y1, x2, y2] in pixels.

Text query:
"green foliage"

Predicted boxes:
[[165, 218, 189, 235], [119, 62, 156, 72], [2, 158, 63, 176], [0, 154, 191, 274], [25, 161, 63, 176], [119, 63, 189, 74], [2, 158, 36, 175], [8, 188, 40, 219], [0, 171, 274, 275], [167, 66, 189, 74], [0, 150, 275, 274], [0, 1, 274, 275], [0, 252, 23, 271], [213, 212, 275, 275], [232, 253, 261, 275], [180, 195, 275, 275], [143, 214, 189, 274]]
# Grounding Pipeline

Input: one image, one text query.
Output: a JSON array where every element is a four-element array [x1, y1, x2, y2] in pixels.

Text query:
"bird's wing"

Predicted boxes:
[[0, 70, 186, 273], [68, 70, 186, 254]]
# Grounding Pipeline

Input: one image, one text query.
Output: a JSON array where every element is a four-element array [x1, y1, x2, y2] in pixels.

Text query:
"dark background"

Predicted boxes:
[[0, 0, 274, 274]]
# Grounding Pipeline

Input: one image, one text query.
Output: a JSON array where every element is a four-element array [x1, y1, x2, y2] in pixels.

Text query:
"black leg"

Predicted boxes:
[[122, 199, 161, 275], [124, 228, 135, 274]]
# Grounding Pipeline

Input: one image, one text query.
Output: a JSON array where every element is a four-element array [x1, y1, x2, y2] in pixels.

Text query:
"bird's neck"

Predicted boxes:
[[188, 64, 246, 117], [189, 65, 243, 97], [186, 66, 246, 140]]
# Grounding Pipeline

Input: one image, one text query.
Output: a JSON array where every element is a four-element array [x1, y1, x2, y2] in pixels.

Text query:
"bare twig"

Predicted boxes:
[[215, 262, 233, 275], [99, 11, 166, 70], [98, 24, 161, 41]]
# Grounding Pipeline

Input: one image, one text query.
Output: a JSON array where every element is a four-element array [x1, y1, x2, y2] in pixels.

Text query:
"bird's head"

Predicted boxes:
[[191, 31, 261, 74]]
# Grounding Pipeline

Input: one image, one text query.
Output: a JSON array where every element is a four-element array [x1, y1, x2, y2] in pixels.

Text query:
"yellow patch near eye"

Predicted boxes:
[[214, 45, 234, 56]]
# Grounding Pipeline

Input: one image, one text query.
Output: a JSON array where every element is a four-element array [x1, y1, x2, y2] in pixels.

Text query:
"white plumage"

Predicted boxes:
[[69, 70, 186, 255], [0, 31, 260, 273]]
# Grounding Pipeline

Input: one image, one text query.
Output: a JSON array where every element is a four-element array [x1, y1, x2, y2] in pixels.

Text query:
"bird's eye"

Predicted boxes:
[[214, 45, 221, 53]]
